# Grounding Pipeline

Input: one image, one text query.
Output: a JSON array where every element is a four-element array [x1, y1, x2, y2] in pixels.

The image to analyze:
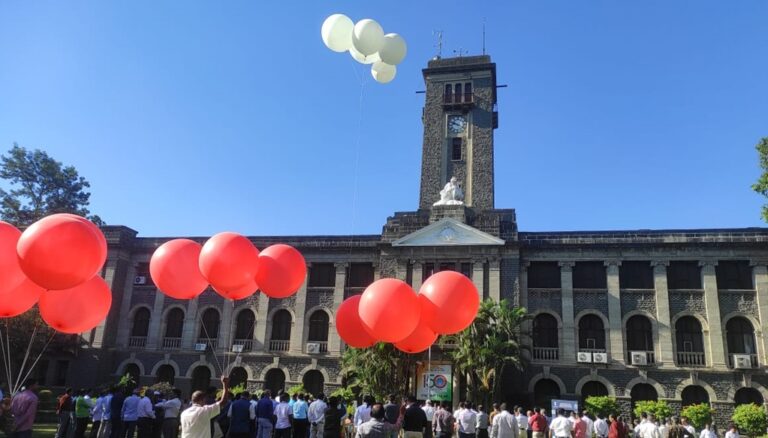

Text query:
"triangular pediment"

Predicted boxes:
[[392, 217, 505, 247]]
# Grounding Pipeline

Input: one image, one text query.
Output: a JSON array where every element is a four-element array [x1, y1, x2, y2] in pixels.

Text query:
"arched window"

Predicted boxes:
[[581, 381, 609, 400], [626, 315, 654, 363], [533, 379, 561, 410], [229, 366, 248, 388], [199, 309, 221, 339], [234, 310, 255, 340], [265, 368, 286, 394], [191, 366, 211, 392], [681, 385, 709, 407], [734, 388, 764, 406], [124, 363, 141, 385], [156, 365, 175, 384], [165, 308, 184, 339], [675, 316, 705, 366], [131, 308, 151, 337], [308, 311, 329, 342], [578, 314, 605, 350], [533, 314, 558, 361], [303, 370, 325, 398], [270, 310, 292, 351], [630, 383, 658, 415], [726, 317, 756, 355]]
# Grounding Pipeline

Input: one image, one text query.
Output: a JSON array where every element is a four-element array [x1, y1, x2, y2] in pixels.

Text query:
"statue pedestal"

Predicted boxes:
[[430, 205, 468, 224]]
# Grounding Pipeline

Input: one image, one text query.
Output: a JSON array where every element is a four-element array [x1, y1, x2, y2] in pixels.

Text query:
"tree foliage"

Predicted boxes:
[[633, 400, 672, 421], [584, 396, 619, 418], [681, 403, 714, 430], [341, 342, 415, 402], [0, 143, 102, 227], [732, 404, 768, 437], [752, 137, 768, 222], [443, 299, 527, 404]]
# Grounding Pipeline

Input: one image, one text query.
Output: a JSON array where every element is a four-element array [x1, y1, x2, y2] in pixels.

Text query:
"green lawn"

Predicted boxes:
[[32, 423, 57, 438]]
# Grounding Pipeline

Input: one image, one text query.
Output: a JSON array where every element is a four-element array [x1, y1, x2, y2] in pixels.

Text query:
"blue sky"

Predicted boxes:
[[1, 1, 767, 237]]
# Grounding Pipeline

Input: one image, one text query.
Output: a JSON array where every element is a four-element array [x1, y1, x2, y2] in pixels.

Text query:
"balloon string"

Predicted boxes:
[[13, 321, 39, 394], [3, 320, 14, 395], [200, 320, 224, 376], [15, 331, 55, 394], [0, 322, 13, 395], [348, 58, 366, 262]]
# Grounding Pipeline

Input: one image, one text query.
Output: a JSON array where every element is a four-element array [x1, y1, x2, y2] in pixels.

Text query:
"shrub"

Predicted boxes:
[[147, 382, 175, 398], [633, 400, 672, 421], [585, 396, 619, 418], [680, 403, 714, 431], [287, 384, 306, 397], [330, 387, 356, 404], [732, 404, 768, 437]]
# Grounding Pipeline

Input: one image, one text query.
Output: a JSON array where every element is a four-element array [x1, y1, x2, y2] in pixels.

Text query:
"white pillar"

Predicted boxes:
[[146, 290, 166, 349], [254, 293, 270, 350], [701, 261, 726, 368], [219, 301, 234, 353], [751, 262, 768, 365], [181, 297, 200, 349], [559, 262, 576, 364], [412, 262, 424, 291], [329, 262, 348, 354], [605, 261, 624, 365], [115, 262, 138, 348], [652, 261, 674, 366], [488, 258, 501, 301], [472, 260, 485, 300], [289, 270, 310, 354]]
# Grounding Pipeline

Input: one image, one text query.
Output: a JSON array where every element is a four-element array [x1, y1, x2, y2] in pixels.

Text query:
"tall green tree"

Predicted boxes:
[[340, 342, 416, 402], [751, 137, 768, 222], [443, 299, 527, 404], [0, 143, 102, 227]]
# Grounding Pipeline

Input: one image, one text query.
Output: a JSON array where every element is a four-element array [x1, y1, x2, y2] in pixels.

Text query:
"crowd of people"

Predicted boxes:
[[0, 380, 748, 438]]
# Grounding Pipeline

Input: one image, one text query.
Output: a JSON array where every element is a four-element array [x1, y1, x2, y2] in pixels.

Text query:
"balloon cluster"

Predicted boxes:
[[335, 271, 479, 353], [0, 214, 112, 334], [150, 233, 306, 302], [321, 14, 407, 84]]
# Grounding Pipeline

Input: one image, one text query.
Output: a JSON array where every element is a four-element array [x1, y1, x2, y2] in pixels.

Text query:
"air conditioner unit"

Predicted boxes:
[[577, 352, 593, 363], [306, 343, 320, 354], [630, 351, 648, 366], [134, 275, 147, 285], [592, 352, 608, 364], [194, 343, 207, 352], [231, 344, 244, 353], [733, 354, 752, 369]]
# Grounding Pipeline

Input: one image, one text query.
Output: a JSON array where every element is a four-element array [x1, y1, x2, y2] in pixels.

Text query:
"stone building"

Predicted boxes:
[[44, 55, 768, 422]]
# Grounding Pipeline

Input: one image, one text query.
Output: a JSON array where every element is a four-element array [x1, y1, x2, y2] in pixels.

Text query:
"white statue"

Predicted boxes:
[[433, 176, 464, 206]]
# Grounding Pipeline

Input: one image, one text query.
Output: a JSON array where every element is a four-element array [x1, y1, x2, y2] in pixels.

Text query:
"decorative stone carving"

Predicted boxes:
[[268, 295, 297, 313], [669, 290, 706, 318], [433, 177, 464, 206], [527, 289, 562, 315], [719, 291, 759, 319], [306, 290, 335, 311], [620, 290, 656, 315], [574, 290, 609, 316]]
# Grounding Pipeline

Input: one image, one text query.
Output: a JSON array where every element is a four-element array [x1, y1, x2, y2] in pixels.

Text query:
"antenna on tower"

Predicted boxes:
[[482, 18, 486, 55], [433, 30, 443, 59]]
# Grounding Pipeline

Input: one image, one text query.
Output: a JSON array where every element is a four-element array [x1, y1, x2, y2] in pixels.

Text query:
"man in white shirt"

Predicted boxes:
[[548, 409, 570, 438], [724, 423, 739, 438], [423, 401, 436, 438], [181, 376, 230, 438], [137, 392, 156, 438], [491, 404, 518, 438], [593, 414, 608, 438], [308, 394, 328, 438], [355, 396, 374, 427], [514, 408, 528, 438], [156, 389, 183, 438], [637, 414, 661, 438], [458, 402, 478, 438], [274, 392, 293, 438], [681, 417, 696, 438], [580, 411, 592, 438]]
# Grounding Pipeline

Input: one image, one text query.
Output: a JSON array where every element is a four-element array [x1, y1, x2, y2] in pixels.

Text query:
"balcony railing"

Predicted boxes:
[[197, 338, 218, 350], [533, 347, 559, 361], [128, 336, 147, 348], [269, 340, 290, 352], [307, 341, 328, 353], [162, 337, 182, 349], [676, 351, 706, 367], [579, 348, 607, 354], [232, 339, 254, 352], [728, 353, 759, 369], [627, 350, 656, 365]]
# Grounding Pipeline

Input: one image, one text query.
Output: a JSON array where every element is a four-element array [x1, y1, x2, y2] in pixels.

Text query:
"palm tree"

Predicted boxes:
[[341, 342, 416, 401], [443, 299, 528, 404]]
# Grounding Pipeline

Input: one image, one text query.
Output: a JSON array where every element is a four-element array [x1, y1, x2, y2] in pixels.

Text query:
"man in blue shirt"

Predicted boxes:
[[121, 389, 141, 438], [255, 390, 275, 438], [227, 391, 255, 438], [292, 394, 309, 438]]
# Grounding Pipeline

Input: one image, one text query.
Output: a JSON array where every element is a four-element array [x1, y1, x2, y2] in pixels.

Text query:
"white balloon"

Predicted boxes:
[[321, 14, 354, 52], [371, 62, 396, 84], [378, 33, 407, 65], [349, 46, 381, 65], [352, 19, 385, 56]]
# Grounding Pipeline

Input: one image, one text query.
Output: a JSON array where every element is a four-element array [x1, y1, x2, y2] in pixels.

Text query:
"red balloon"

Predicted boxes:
[[335, 295, 377, 348], [419, 270, 479, 335], [17, 214, 107, 290], [150, 239, 209, 300], [212, 278, 258, 300], [359, 278, 420, 343], [254, 244, 306, 298], [198, 232, 260, 292], [39, 276, 112, 334], [394, 318, 438, 354], [0, 278, 44, 318], [58, 214, 107, 266], [0, 222, 26, 291]]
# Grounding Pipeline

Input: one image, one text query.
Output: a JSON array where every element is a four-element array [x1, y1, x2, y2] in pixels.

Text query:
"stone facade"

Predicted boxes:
[[44, 55, 768, 424]]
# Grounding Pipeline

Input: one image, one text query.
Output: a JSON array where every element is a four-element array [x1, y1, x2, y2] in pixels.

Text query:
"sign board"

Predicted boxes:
[[416, 363, 452, 402], [551, 399, 579, 416]]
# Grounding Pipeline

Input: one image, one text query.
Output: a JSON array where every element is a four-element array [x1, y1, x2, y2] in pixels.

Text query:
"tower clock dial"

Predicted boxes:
[[447, 115, 467, 135]]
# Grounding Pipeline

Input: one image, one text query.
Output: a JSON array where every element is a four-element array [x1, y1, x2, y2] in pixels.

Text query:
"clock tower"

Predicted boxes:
[[418, 55, 498, 211]]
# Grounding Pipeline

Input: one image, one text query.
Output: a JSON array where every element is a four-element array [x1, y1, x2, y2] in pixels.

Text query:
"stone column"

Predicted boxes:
[[219, 301, 234, 353], [254, 293, 270, 350], [114, 262, 138, 348], [181, 297, 200, 349], [289, 270, 310, 354], [412, 262, 424, 291], [489, 258, 501, 301], [472, 259, 485, 300], [605, 261, 625, 365], [752, 262, 768, 365], [652, 261, 674, 366], [559, 262, 576, 364], [146, 290, 166, 349], [330, 262, 349, 354], [701, 261, 726, 368], [519, 262, 532, 357]]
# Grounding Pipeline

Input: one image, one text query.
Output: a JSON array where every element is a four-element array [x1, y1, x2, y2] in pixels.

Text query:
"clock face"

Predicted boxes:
[[447, 115, 467, 134]]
